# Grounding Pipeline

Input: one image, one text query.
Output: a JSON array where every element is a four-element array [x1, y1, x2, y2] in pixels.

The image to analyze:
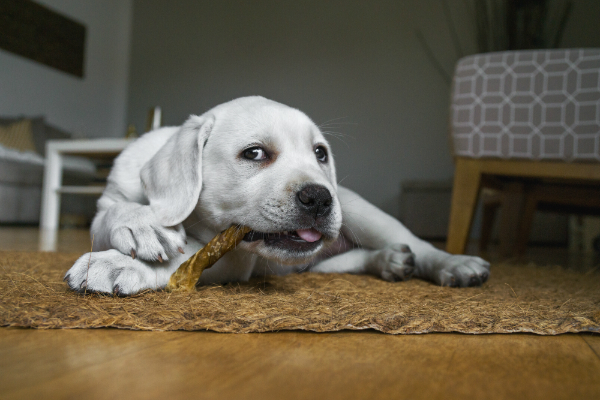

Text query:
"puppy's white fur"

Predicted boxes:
[[65, 96, 489, 295]]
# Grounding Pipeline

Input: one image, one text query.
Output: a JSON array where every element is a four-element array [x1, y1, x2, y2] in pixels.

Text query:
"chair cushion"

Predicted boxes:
[[451, 49, 600, 161]]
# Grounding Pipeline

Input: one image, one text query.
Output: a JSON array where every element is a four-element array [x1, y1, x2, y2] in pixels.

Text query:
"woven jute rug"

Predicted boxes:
[[1, 251, 599, 334]]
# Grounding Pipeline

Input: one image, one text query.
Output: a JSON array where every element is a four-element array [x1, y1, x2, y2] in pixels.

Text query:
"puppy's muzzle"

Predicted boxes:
[[296, 184, 333, 219]]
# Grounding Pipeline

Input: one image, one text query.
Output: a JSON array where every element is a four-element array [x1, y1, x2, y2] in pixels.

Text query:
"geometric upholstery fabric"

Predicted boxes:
[[451, 49, 600, 161]]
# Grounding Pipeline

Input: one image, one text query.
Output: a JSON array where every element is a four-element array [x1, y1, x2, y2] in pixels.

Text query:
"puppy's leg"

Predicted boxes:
[[64, 237, 203, 295], [311, 244, 416, 282], [338, 186, 490, 287], [91, 200, 187, 262]]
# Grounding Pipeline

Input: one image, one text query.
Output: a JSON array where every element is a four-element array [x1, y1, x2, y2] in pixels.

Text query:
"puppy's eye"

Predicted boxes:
[[243, 146, 267, 161], [315, 146, 328, 163]]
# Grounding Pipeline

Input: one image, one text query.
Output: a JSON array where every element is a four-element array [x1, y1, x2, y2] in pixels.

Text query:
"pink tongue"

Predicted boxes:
[[296, 228, 322, 243]]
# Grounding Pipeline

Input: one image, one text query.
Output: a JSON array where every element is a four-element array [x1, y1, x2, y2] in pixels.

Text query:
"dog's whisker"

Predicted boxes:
[[320, 131, 351, 149], [340, 223, 363, 249], [316, 116, 355, 128], [320, 129, 352, 138], [337, 175, 350, 186]]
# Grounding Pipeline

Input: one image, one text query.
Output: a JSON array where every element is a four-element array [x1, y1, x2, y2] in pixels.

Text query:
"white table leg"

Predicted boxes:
[[39, 147, 63, 251]]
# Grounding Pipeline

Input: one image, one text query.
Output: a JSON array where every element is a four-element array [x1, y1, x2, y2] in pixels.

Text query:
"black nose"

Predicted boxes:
[[296, 184, 333, 218]]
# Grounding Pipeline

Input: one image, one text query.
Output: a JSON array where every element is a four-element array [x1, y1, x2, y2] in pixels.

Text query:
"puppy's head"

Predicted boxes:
[[141, 96, 342, 265]]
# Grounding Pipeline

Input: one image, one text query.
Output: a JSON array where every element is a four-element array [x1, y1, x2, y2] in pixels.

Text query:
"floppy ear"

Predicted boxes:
[[140, 114, 215, 227]]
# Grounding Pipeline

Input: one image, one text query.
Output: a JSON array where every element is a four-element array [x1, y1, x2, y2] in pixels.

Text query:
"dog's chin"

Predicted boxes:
[[240, 229, 335, 265]]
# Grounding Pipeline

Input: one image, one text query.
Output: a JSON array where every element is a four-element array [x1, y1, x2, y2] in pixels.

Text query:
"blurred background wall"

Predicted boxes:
[[1, 0, 598, 221], [0, 0, 133, 138], [126, 0, 600, 218], [126, 0, 473, 218]]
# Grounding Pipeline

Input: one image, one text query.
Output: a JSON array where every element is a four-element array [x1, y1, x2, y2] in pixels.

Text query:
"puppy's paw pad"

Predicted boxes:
[[108, 205, 186, 262], [373, 244, 416, 282], [436, 255, 490, 288], [111, 267, 148, 295], [64, 250, 158, 295]]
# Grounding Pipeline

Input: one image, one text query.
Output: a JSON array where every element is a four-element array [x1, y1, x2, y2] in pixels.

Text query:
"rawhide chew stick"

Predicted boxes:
[[166, 225, 251, 292]]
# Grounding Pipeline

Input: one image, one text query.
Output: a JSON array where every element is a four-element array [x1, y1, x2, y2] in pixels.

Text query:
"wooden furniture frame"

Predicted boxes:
[[40, 138, 133, 251], [446, 157, 600, 255]]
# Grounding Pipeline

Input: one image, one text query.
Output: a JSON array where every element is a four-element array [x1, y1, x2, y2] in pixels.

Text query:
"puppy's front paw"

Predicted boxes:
[[108, 205, 186, 262], [64, 250, 169, 295], [372, 244, 416, 282], [431, 255, 490, 287]]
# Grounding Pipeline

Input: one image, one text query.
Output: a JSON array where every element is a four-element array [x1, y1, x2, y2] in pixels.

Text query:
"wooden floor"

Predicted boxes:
[[1, 227, 599, 400], [1, 329, 599, 400]]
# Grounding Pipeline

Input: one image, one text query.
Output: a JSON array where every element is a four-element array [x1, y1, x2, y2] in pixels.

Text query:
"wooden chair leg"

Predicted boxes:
[[498, 182, 525, 257], [515, 193, 539, 256], [446, 158, 482, 254], [480, 201, 499, 251]]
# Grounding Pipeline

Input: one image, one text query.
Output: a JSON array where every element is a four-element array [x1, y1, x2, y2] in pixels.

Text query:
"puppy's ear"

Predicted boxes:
[[140, 114, 215, 226]]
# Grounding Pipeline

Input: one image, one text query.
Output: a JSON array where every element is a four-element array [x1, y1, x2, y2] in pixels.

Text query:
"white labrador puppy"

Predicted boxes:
[[65, 96, 489, 295]]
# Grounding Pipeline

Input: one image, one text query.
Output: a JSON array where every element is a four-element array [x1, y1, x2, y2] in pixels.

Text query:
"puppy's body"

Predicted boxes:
[[65, 97, 489, 294]]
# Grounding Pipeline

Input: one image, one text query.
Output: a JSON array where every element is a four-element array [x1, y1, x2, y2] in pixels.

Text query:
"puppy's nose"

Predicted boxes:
[[296, 184, 333, 218]]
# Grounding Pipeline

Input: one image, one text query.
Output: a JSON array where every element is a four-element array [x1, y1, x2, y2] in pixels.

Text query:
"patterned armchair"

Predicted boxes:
[[446, 49, 600, 255]]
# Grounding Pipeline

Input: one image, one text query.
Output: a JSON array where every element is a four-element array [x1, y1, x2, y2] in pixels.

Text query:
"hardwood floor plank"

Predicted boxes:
[[429, 334, 600, 400], [0, 328, 189, 394], [0, 227, 91, 253], [1, 329, 599, 400], [1, 330, 456, 400], [581, 334, 600, 361]]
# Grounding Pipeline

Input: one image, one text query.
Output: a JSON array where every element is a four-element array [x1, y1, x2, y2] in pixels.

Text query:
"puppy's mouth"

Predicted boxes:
[[243, 228, 323, 252]]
